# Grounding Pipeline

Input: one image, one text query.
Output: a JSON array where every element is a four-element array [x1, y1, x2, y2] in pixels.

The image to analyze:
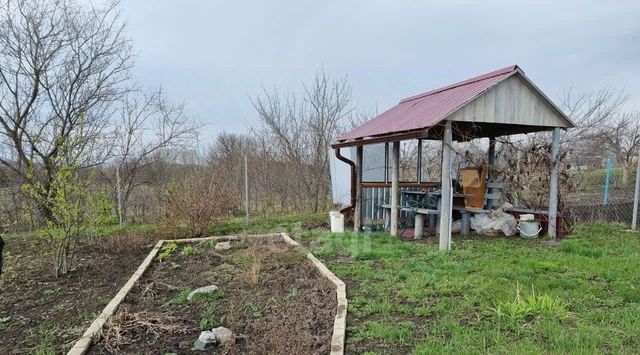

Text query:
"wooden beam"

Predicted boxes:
[[354, 145, 363, 232], [332, 130, 426, 148], [390, 141, 400, 236], [439, 121, 453, 251], [548, 128, 560, 239], [361, 182, 439, 189]]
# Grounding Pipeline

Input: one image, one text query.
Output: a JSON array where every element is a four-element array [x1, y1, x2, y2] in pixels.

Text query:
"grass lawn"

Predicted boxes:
[[309, 224, 640, 354], [4, 213, 639, 353]]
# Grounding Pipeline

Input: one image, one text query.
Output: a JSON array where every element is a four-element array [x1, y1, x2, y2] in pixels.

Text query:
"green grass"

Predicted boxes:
[[311, 224, 640, 353], [28, 324, 58, 355]]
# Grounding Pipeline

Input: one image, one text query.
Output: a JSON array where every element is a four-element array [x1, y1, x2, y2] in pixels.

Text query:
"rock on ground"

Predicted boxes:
[[215, 242, 231, 251], [213, 326, 235, 346]]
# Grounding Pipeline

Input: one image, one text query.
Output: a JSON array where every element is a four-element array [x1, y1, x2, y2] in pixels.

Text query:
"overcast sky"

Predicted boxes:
[[119, 0, 640, 142]]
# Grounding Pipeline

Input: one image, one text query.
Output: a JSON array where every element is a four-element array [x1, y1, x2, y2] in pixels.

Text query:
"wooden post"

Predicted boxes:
[[548, 128, 560, 239], [390, 141, 400, 236], [354, 145, 363, 232], [439, 121, 453, 251]]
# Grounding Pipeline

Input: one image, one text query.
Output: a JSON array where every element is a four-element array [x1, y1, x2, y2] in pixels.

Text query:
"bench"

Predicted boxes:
[[380, 203, 438, 238], [380, 181, 507, 237]]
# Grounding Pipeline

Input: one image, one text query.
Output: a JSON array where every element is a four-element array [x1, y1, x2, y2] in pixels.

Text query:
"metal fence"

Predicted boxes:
[[357, 159, 640, 233], [564, 156, 639, 228]]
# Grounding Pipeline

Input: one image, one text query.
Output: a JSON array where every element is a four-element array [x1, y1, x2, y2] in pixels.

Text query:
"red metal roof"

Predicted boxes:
[[339, 65, 519, 141]]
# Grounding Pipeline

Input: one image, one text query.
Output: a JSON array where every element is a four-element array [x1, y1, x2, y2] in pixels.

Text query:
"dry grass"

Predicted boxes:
[[247, 247, 262, 284], [87, 233, 162, 254], [99, 307, 192, 353]]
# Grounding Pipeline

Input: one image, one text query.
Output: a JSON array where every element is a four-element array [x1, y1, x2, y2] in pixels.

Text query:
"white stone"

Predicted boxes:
[[215, 242, 231, 251]]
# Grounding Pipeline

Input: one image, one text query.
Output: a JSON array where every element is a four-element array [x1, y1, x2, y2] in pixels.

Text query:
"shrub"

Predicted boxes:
[[164, 167, 237, 237], [493, 284, 570, 325], [157, 242, 178, 262], [22, 162, 115, 277]]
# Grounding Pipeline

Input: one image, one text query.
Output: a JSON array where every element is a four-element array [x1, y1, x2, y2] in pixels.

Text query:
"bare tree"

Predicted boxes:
[[599, 111, 640, 185], [104, 88, 198, 222], [558, 87, 628, 145], [0, 0, 132, 218], [251, 71, 353, 212]]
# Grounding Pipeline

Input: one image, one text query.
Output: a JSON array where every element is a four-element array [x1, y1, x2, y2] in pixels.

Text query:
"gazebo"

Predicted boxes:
[[331, 65, 574, 250]]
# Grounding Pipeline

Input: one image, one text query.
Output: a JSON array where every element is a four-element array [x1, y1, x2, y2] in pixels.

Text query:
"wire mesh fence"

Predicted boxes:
[[564, 156, 639, 228]]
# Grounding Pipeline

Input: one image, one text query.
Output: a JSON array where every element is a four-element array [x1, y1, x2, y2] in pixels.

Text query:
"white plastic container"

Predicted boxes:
[[329, 211, 344, 233], [517, 219, 541, 239]]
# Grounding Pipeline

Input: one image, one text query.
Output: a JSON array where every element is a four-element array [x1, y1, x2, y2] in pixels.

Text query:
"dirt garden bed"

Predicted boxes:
[[87, 236, 338, 354], [0, 234, 157, 354]]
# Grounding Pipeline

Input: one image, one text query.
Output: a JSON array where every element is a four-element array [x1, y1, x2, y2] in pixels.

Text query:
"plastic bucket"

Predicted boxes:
[[517, 220, 541, 239], [329, 211, 344, 233]]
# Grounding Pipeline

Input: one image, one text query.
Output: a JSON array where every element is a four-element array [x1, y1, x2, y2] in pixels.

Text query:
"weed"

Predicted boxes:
[[246, 301, 262, 318], [164, 288, 191, 307], [493, 284, 570, 325], [42, 287, 60, 296], [157, 242, 178, 262], [288, 287, 298, 299], [29, 325, 57, 355], [181, 245, 199, 256]]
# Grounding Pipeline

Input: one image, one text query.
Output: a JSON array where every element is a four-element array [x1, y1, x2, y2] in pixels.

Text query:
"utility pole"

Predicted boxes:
[[116, 164, 123, 227], [244, 155, 249, 224]]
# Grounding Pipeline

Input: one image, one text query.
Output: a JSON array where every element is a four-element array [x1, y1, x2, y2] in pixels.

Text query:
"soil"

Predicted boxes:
[[0, 233, 158, 354], [89, 237, 337, 354]]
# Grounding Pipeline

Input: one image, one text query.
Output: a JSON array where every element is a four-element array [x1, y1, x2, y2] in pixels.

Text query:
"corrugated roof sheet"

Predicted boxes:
[[339, 65, 519, 141]]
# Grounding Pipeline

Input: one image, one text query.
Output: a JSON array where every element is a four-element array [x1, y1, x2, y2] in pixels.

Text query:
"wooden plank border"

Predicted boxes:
[[67, 233, 346, 355], [280, 233, 347, 355]]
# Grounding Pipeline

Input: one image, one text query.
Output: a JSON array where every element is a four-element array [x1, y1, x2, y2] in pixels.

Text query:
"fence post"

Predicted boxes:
[[603, 154, 613, 205], [632, 150, 640, 229]]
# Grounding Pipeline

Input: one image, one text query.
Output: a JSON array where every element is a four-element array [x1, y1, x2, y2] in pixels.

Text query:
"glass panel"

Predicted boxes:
[[421, 140, 442, 182], [362, 143, 386, 182], [400, 140, 419, 182]]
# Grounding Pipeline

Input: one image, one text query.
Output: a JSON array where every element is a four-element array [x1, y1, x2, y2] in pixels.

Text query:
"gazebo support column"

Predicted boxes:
[[439, 121, 453, 251], [354, 145, 363, 232], [390, 141, 400, 236], [548, 128, 560, 239]]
